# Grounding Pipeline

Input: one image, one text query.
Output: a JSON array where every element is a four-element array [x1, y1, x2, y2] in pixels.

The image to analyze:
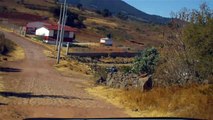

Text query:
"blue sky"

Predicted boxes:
[[123, 0, 213, 18]]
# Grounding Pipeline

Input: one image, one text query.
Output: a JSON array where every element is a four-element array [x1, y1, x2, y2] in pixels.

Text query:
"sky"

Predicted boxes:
[[123, 0, 213, 18]]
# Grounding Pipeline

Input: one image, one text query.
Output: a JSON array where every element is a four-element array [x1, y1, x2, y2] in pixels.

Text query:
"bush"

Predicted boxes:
[[154, 3, 213, 86], [181, 3, 213, 81], [95, 9, 112, 17], [117, 12, 128, 20], [51, 6, 86, 28], [132, 47, 159, 75], [0, 32, 15, 55]]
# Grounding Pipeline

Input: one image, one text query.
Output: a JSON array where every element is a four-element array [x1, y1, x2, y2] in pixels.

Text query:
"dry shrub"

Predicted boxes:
[[120, 85, 212, 119], [54, 59, 92, 75], [99, 57, 134, 64], [0, 32, 15, 55]]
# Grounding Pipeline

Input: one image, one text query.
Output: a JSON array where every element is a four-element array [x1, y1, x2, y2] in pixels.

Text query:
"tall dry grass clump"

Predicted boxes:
[[120, 84, 212, 119], [0, 32, 15, 55]]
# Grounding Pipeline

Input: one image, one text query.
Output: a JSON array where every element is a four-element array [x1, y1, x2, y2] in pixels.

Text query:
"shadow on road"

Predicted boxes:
[[24, 118, 200, 120], [0, 67, 22, 72], [0, 92, 93, 100], [0, 103, 8, 106]]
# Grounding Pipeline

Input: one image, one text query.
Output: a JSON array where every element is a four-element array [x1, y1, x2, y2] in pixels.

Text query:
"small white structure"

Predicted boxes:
[[35, 25, 76, 44], [35, 27, 53, 36], [100, 38, 113, 46]]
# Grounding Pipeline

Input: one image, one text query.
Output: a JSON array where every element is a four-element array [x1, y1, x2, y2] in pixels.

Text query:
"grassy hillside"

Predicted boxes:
[[0, 0, 171, 50], [65, 0, 170, 24]]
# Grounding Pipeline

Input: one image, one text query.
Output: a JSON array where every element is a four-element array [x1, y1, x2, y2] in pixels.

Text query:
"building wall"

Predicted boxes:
[[69, 32, 74, 38], [26, 27, 36, 34], [35, 27, 49, 36], [49, 30, 54, 37]]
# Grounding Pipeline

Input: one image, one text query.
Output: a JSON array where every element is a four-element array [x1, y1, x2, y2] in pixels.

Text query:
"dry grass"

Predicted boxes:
[[0, 0, 55, 17], [6, 43, 25, 61], [54, 59, 92, 75], [0, 26, 13, 33], [86, 85, 213, 119], [0, 32, 25, 62], [99, 57, 134, 64], [0, 75, 4, 92], [85, 18, 118, 28]]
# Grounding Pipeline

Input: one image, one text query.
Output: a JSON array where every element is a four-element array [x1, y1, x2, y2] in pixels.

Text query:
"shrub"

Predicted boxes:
[[132, 47, 159, 75], [51, 6, 86, 28], [154, 3, 213, 86], [95, 9, 112, 17], [0, 32, 15, 55]]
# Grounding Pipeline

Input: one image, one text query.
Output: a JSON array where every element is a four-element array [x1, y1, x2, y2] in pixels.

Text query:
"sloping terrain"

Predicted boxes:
[[0, 0, 171, 51], [65, 0, 170, 24]]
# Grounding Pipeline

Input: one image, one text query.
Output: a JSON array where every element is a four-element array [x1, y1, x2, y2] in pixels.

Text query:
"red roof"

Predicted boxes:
[[44, 25, 77, 32]]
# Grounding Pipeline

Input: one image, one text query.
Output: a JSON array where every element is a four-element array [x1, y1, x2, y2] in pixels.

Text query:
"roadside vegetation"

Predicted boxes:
[[0, 32, 15, 55], [88, 3, 213, 119], [0, 32, 24, 62]]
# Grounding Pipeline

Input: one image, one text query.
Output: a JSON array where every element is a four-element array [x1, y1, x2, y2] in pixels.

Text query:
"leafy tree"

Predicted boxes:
[[51, 6, 86, 28], [95, 9, 112, 17], [77, 3, 83, 10], [106, 33, 112, 39], [154, 2, 213, 86], [132, 47, 159, 75], [95, 10, 102, 15], [102, 9, 112, 17], [182, 4, 213, 79], [117, 12, 128, 20]]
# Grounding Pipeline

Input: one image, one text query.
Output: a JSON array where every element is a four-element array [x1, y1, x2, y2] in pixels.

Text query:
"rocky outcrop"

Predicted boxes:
[[97, 71, 153, 91]]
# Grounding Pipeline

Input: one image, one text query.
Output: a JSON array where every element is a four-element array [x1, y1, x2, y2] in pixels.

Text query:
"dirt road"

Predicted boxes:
[[0, 31, 128, 119]]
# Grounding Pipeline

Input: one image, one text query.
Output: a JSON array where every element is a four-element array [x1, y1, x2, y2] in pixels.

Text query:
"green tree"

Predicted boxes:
[[132, 47, 159, 75], [117, 12, 128, 20], [182, 3, 213, 79], [77, 3, 83, 10], [102, 9, 112, 17]]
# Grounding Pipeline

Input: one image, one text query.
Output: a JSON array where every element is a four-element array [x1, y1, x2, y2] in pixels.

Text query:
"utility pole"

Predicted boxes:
[[55, 3, 63, 51], [56, 0, 67, 64]]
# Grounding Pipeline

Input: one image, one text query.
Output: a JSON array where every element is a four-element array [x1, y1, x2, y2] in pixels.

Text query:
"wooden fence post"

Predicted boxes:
[[66, 42, 70, 55]]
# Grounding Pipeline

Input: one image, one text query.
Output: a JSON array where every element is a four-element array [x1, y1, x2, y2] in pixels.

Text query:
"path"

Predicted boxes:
[[0, 31, 128, 119]]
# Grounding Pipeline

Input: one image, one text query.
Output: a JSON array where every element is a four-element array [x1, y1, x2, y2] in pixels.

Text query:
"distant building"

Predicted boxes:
[[35, 25, 77, 44], [25, 21, 51, 34], [100, 37, 113, 46]]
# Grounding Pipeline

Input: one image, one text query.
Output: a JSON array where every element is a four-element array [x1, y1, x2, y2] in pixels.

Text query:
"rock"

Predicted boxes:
[[3, 57, 7, 61], [143, 75, 153, 91], [96, 77, 106, 85]]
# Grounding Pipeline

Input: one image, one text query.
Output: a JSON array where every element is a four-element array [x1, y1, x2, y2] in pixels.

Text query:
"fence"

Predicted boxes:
[[0, 19, 26, 36]]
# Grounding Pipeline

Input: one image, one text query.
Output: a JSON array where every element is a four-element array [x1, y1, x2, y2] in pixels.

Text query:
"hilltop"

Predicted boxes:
[[63, 0, 170, 24]]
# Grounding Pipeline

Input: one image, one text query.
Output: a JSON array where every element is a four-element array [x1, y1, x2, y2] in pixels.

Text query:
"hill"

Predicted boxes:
[[0, 0, 172, 50], [64, 0, 170, 24]]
